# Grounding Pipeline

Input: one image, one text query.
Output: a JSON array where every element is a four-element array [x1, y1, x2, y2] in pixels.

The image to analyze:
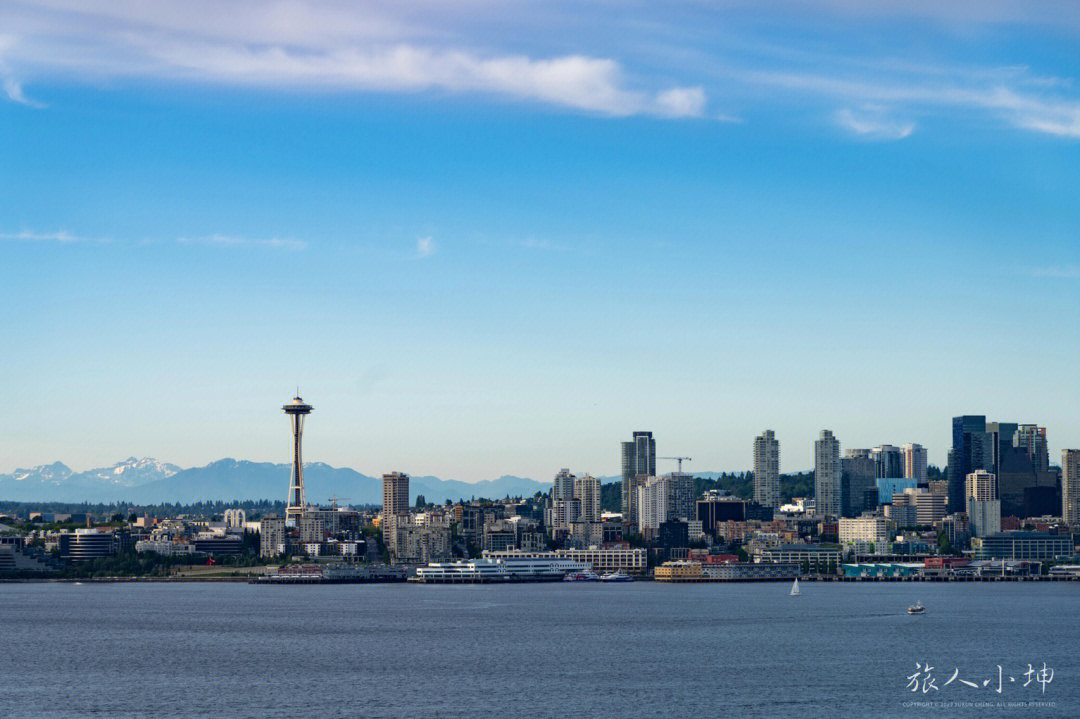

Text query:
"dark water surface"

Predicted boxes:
[[1, 581, 1076, 718]]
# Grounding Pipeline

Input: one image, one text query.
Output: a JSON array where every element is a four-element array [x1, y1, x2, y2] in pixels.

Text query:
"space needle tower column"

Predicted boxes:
[[283, 394, 313, 526]]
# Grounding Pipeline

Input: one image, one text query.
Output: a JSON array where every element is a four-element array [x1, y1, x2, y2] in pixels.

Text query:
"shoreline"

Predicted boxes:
[[4, 574, 1080, 585]]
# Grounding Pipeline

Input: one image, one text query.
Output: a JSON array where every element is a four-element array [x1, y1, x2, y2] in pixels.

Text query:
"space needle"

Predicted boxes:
[[283, 393, 313, 525]]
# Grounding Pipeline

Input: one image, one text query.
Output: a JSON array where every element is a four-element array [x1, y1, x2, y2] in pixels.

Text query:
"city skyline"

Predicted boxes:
[[5, 5, 1080, 718], [4, 2, 1080, 480], [3, 405, 1071, 481]]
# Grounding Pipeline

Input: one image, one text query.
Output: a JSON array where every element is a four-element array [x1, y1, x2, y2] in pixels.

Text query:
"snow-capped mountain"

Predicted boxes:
[[10, 461, 73, 484], [0, 457, 180, 502], [76, 457, 182, 487]]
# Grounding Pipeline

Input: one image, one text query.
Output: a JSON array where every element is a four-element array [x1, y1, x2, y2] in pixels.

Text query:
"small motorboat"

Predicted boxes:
[[600, 571, 633, 582], [907, 601, 925, 614]]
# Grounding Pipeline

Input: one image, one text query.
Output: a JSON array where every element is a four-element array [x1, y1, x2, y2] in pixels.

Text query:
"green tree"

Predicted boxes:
[[937, 531, 953, 555]]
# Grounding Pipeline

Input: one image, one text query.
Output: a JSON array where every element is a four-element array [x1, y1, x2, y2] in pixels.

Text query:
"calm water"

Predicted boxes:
[[1, 581, 1076, 718]]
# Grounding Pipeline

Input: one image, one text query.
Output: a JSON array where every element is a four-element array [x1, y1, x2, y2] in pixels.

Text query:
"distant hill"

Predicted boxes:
[[0, 460, 758, 506]]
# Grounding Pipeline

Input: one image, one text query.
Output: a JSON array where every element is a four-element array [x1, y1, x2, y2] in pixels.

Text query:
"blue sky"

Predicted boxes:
[[2, 1, 1079, 480]]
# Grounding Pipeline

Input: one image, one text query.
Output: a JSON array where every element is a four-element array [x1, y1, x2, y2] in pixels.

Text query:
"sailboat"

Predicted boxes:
[[790, 578, 800, 596]]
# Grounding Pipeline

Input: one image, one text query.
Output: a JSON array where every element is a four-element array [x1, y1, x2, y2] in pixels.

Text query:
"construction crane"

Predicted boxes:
[[327, 495, 350, 510], [660, 456, 692, 473]]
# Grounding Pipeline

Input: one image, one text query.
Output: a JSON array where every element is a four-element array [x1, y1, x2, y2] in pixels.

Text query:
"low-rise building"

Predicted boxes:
[[654, 561, 703, 581], [393, 523, 452, 564], [192, 534, 243, 555], [756, 543, 842, 567], [972, 531, 1073, 561], [702, 562, 799, 580], [223, 508, 246, 529], [838, 516, 890, 547], [62, 529, 116, 562], [840, 562, 923, 578], [135, 538, 195, 556]]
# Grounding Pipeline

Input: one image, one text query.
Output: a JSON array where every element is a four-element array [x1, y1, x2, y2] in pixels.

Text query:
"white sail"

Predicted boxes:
[[790, 578, 800, 596]]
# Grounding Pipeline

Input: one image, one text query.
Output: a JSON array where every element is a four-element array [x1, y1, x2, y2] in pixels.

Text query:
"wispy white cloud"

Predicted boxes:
[[655, 86, 706, 118], [0, 2, 707, 118], [2, 1, 1078, 135], [2, 76, 46, 108], [0, 229, 90, 242], [3, 228, 308, 249], [736, 67, 1080, 138], [177, 234, 306, 250], [834, 106, 915, 139], [0, 34, 45, 107], [415, 236, 436, 259]]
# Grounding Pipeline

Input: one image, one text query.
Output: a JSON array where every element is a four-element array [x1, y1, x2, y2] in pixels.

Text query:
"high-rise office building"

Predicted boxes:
[[891, 488, 947, 526], [621, 431, 655, 518], [950, 417, 1052, 518], [871, 445, 903, 479], [635, 473, 695, 531], [753, 430, 780, 508], [667, 473, 696, 522], [636, 476, 667, 532], [574, 474, 601, 522], [901, 443, 928, 483], [986, 421, 1056, 517], [553, 468, 576, 502], [1015, 425, 1050, 472], [948, 415, 991, 513], [985, 421, 1017, 476], [1063, 450, 1080, 525], [841, 449, 877, 517], [815, 430, 842, 517], [282, 394, 313, 525], [550, 498, 581, 529], [968, 501, 1001, 538]]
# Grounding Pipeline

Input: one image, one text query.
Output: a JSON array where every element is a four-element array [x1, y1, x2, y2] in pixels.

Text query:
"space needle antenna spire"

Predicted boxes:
[[282, 392, 313, 526]]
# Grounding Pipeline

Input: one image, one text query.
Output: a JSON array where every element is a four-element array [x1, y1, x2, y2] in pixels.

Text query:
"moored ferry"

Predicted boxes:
[[413, 557, 591, 583]]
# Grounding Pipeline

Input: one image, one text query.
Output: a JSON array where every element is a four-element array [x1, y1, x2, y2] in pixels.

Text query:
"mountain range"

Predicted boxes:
[[0, 457, 619, 505]]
